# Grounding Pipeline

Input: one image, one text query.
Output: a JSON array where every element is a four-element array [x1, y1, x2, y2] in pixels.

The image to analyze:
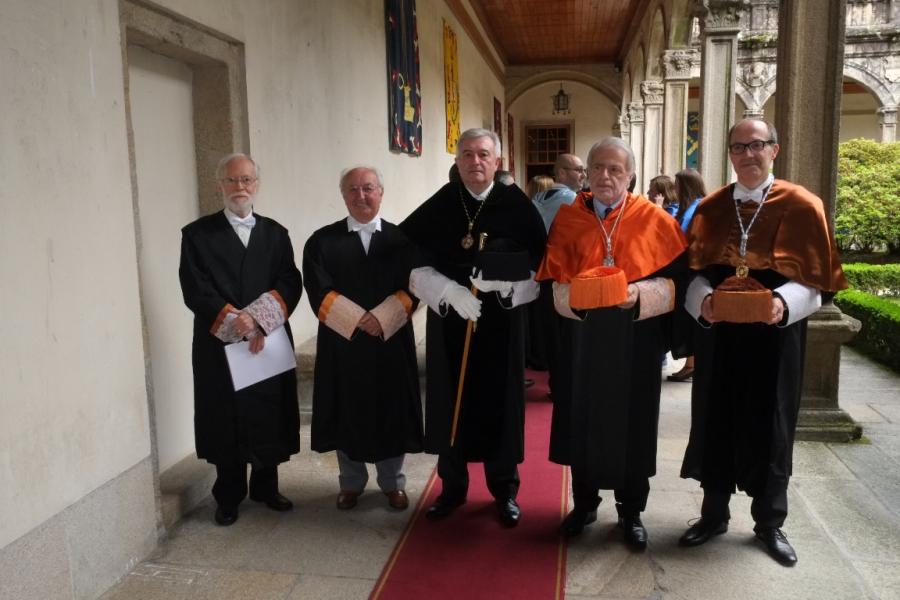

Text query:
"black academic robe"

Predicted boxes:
[[302, 219, 424, 463], [680, 265, 807, 498], [179, 211, 302, 467], [549, 258, 687, 491], [399, 182, 547, 462]]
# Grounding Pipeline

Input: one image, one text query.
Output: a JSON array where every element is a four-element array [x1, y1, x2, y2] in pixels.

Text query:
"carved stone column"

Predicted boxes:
[[775, 0, 859, 441], [878, 105, 898, 142], [620, 110, 631, 144], [641, 80, 664, 182], [627, 102, 645, 191], [662, 49, 697, 176], [696, 0, 746, 189]]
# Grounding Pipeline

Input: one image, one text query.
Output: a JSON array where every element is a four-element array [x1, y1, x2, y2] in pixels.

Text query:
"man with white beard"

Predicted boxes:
[[179, 153, 303, 526]]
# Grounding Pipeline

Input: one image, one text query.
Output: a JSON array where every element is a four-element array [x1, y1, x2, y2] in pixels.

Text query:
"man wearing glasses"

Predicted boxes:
[[679, 119, 847, 565], [179, 153, 303, 526], [531, 153, 586, 232]]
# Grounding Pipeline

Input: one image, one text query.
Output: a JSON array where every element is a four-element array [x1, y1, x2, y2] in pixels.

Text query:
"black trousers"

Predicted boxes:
[[700, 484, 788, 530], [436, 452, 520, 502], [212, 463, 279, 509], [571, 464, 650, 517]]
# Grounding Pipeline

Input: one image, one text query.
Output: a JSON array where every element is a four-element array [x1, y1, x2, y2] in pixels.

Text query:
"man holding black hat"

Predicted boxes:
[[400, 128, 546, 527]]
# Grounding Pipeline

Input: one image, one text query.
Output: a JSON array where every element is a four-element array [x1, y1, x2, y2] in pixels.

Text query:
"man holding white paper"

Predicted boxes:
[[179, 153, 303, 526]]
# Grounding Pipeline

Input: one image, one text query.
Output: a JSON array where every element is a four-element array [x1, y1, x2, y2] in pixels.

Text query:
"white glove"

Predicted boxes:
[[443, 283, 482, 321], [470, 273, 514, 297]]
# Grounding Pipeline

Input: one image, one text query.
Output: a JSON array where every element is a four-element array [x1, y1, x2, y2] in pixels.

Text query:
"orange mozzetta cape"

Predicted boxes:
[[537, 192, 688, 283], [688, 179, 848, 292]]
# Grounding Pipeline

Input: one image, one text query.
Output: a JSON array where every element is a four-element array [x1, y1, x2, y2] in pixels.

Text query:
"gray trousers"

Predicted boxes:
[[337, 450, 406, 493]]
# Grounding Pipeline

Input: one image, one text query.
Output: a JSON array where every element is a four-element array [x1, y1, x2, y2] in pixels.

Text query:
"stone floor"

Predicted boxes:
[[99, 346, 900, 600]]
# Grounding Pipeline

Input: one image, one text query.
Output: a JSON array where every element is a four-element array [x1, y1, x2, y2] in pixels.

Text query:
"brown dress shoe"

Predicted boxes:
[[336, 490, 360, 510], [385, 489, 409, 510]]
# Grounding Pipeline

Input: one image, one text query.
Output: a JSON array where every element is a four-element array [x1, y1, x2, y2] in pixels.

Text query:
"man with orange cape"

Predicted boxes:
[[678, 118, 848, 565], [536, 138, 688, 549]]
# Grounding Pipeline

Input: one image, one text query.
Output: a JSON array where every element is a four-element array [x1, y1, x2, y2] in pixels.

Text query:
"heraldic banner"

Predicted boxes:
[[385, 0, 422, 155]]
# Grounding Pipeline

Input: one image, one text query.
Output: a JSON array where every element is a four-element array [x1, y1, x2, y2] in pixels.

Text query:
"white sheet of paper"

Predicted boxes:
[[224, 326, 297, 391]]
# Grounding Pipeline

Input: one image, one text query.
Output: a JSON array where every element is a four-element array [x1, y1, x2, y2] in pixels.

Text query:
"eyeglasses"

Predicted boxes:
[[563, 166, 586, 173], [220, 176, 258, 186], [728, 139, 775, 154], [344, 185, 382, 195]]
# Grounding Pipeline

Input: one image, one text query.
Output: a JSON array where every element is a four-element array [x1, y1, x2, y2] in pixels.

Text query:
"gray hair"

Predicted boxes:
[[586, 137, 635, 173], [728, 117, 779, 144], [455, 128, 502, 158], [339, 166, 385, 189], [215, 153, 260, 181]]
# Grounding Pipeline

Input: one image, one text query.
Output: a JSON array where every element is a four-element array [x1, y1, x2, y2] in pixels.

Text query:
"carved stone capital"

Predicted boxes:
[[627, 102, 645, 123], [696, 0, 748, 33], [662, 48, 699, 80], [640, 80, 664, 105], [877, 105, 898, 125]]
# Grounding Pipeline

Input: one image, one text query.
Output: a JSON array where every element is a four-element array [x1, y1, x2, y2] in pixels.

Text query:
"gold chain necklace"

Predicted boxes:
[[459, 184, 488, 249]]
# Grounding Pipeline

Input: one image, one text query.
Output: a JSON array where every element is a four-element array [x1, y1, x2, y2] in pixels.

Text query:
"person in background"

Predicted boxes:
[[525, 174, 554, 200], [666, 168, 708, 382], [495, 170, 516, 186], [647, 175, 678, 214]]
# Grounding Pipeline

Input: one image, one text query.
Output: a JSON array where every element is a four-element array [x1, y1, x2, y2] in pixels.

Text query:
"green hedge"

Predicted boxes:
[[842, 263, 900, 295], [835, 289, 900, 372], [836, 139, 900, 253]]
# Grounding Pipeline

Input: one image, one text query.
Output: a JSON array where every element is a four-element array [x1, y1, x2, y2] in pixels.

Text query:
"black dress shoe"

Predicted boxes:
[[496, 498, 521, 527], [558, 508, 597, 538], [214, 505, 238, 526], [678, 518, 728, 546], [250, 492, 293, 512], [618, 515, 648, 550], [425, 495, 465, 520], [755, 527, 798, 566]]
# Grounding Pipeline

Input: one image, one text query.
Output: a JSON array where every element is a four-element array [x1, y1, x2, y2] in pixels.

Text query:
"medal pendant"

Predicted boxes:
[[736, 263, 749, 278], [461, 233, 475, 249], [603, 255, 615, 267]]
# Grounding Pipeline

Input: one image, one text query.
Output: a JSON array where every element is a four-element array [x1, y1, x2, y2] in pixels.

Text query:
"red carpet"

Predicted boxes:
[[371, 370, 568, 600]]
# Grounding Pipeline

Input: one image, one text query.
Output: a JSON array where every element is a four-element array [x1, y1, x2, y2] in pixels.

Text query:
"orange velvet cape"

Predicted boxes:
[[687, 179, 847, 292], [537, 192, 687, 283]]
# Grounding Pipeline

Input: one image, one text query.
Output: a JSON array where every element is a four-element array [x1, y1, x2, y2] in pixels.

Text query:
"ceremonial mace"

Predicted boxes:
[[450, 232, 488, 447]]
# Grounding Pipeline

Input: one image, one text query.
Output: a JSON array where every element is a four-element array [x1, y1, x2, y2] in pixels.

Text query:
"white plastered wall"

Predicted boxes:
[[1, 0, 505, 553], [0, 0, 152, 548], [507, 80, 619, 182], [150, 0, 506, 343]]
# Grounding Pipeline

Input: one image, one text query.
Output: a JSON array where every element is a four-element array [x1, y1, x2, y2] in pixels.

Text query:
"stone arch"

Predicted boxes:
[[666, 0, 695, 47], [622, 70, 632, 107], [506, 69, 621, 108], [843, 61, 896, 108], [735, 62, 777, 112]]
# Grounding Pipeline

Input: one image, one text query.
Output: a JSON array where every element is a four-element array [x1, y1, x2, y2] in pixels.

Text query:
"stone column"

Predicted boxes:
[[878, 105, 898, 142], [742, 107, 764, 119], [641, 80, 664, 181], [619, 109, 631, 144], [775, 0, 859, 442], [662, 49, 696, 176], [696, 0, 746, 190], [627, 102, 645, 191]]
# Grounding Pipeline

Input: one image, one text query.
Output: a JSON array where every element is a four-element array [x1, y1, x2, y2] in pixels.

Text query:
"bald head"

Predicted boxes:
[[554, 153, 586, 192]]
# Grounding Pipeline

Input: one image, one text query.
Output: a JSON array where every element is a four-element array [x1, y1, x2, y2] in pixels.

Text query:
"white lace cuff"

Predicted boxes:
[[552, 282, 584, 321], [211, 304, 243, 343], [245, 291, 287, 334], [370, 291, 413, 341], [318, 291, 366, 341], [634, 278, 675, 321]]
